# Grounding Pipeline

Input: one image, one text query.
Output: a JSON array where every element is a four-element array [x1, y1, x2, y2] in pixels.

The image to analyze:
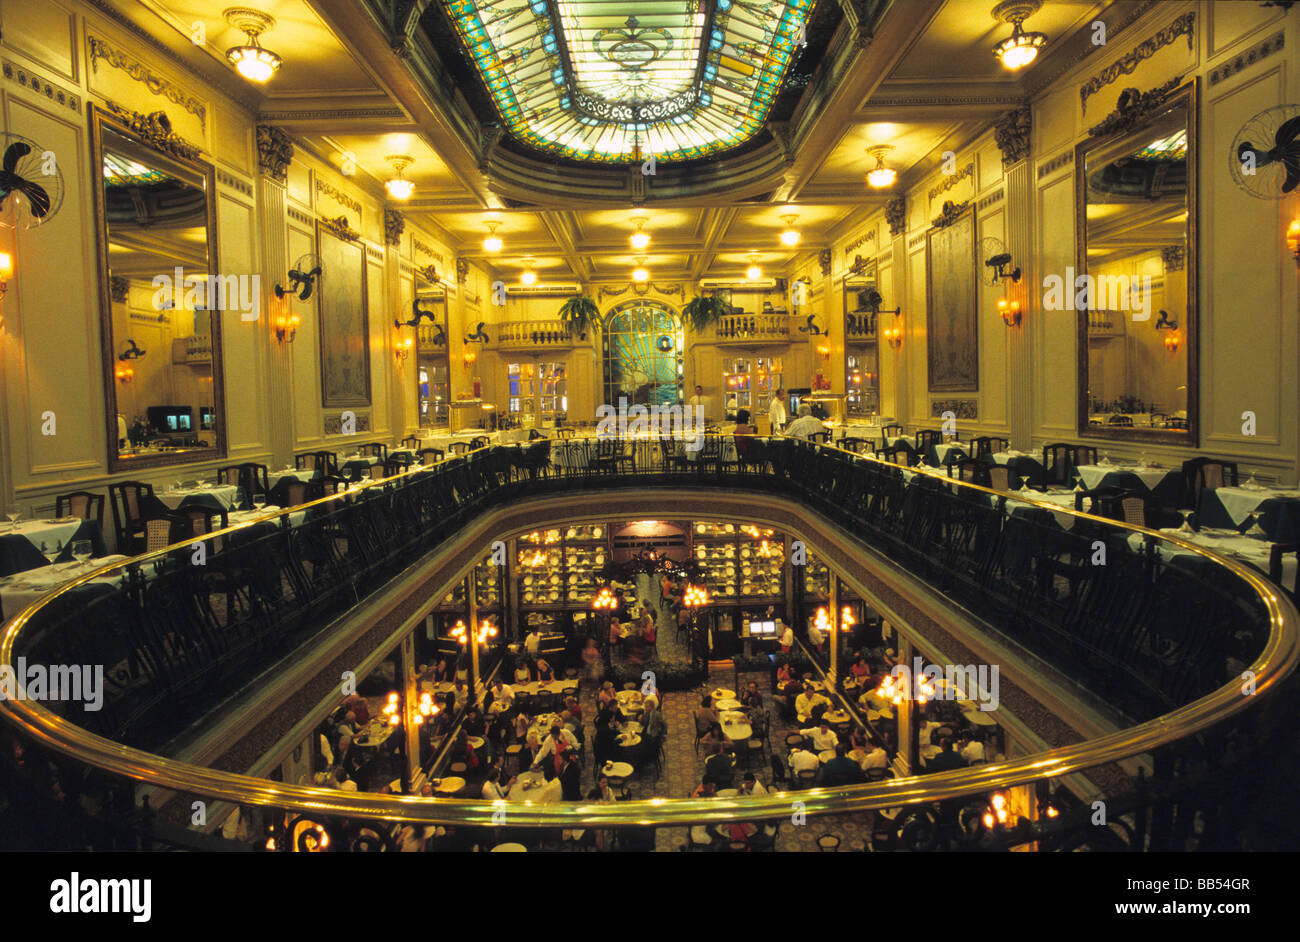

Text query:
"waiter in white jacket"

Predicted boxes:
[[769, 387, 787, 432]]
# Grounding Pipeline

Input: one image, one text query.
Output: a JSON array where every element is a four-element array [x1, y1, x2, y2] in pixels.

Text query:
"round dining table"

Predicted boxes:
[[491, 843, 527, 852], [432, 776, 465, 794], [711, 687, 736, 701], [600, 761, 634, 779], [715, 698, 742, 711]]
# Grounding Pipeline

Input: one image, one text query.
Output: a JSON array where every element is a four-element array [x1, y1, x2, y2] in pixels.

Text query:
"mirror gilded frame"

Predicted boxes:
[[1074, 79, 1198, 446], [90, 105, 227, 472]]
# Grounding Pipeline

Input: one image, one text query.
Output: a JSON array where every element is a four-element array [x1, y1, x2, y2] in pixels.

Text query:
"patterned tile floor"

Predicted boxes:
[[580, 583, 872, 852]]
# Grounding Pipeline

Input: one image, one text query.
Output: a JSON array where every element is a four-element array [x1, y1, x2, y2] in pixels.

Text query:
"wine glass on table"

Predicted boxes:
[[40, 540, 64, 570], [72, 539, 93, 572], [3, 507, 19, 532]]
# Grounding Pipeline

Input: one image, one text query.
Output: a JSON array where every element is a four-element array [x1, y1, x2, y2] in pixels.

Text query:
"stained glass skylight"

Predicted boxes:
[[440, 0, 814, 163]]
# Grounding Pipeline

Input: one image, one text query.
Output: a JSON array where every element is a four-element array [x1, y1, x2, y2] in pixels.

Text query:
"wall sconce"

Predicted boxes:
[[883, 325, 903, 349], [997, 298, 1022, 328], [462, 347, 478, 368], [274, 312, 300, 343], [1287, 218, 1299, 267], [394, 336, 413, 362], [0, 251, 12, 301], [816, 342, 831, 358], [115, 366, 134, 384], [1164, 330, 1181, 354]]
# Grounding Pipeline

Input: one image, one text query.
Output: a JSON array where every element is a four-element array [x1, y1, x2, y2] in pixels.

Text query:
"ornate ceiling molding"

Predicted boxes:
[[885, 197, 906, 237], [928, 163, 972, 201], [1079, 12, 1194, 116], [256, 125, 293, 183], [384, 209, 405, 247], [88, 36, 206, 128], [993, 106, 1031, 169]]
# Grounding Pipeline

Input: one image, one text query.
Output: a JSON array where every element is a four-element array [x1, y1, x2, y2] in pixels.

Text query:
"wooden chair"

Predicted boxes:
[[56, 491, 105, 529], [318, 475, 349, 496], [948, 458, 985, 485], [239, 463, 271, 504], [359, 442, 389, 461], [141, 510, 188, 553], [553, 427, 576, 439], [215, 465, 245, 488], [447, 441, 472, 456], [383, 457, 409, 478], [1269, 544, 1298, 601], [592, 439, 633, 474], [1120, 495, 1149, 528], [417, 447, 445, 465], [295, 451, 338, 475], [276, 479, 312, 508], [988, 466, 1011, 491], [969, 436, 1008, 460], [1183, 458, 1239, 508], [108, 481, 157, 554], [881, 442, 916, 467], [808, 431, 830, 445], [400, 435, 421, 449], [916, 429, 941, 451], [883, 424, 904, 439], [470, 436, 491, 450], [1041, 443, 1075, 486], [1071, 445, 1098, 468], [840, 437, 869, 455]]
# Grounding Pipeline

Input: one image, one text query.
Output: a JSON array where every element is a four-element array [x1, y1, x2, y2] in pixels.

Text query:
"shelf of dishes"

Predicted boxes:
[[803, 552, 830, 597], [692, 521, 786, 600], [517, 536, 609, 607], [436, 555, 503, 608], [519, 524, 606, 545]]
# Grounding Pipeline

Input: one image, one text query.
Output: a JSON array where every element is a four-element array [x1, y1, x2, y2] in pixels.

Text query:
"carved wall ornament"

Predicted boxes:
[[319, 215, 360, 243], [416, 263, 440, 284], [384, 209, 405, 247], [413, 238, 445, 263], [1209, 30, 1285, 86], [256, 125, 293, 182], [108, 276, 129, 303], [1079, 12, 1194, 115], [928, 163, 973, 201], [931, 200, 970, 230], [993, 106, 1031, 168], [818, 248, 832, 276], [931, 399, 977, 420], [844, 229, 876, 256], [1086, 77, 1184, 138], [104, 103, 200, 160], [315, 178, 362, 216], [885, 197, 906, 237], [598, 283, 683, 302], [456, 257, 470, 285], [1162, 245, 1186, 272], [324, 412, 371, 434], [89, 37, 206, 127], [2, 61, 81, 112], [848, 255, 873, 277]]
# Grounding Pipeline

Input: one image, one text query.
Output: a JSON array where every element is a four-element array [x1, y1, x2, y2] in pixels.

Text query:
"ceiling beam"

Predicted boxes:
[[688, 207, 740, 282], [538, 211, 589, 282]]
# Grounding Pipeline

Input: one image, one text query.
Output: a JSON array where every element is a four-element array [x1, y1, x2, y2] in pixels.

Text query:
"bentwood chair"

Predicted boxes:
[[108, 481, 158, 554], [56, 491, 105, 530]]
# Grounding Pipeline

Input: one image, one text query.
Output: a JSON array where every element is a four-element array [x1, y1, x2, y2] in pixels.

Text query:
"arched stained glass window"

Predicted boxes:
[[601, 299, 683, 408]]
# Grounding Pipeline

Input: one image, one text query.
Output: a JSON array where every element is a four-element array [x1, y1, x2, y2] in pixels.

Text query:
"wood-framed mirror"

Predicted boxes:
[[1075, 79, 1197, 446], [91, 105, 227, 472], [412, 267, 450, 428], [843, 259, 880, 417]]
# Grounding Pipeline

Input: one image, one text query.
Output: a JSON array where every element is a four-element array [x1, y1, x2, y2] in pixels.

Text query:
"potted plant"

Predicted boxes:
[[682, 293, 728, 332], [557, 295, 598, 340]]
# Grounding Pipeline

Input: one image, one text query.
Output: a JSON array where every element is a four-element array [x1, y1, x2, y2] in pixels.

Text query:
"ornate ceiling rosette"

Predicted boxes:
[[438, 0, 815, 164]]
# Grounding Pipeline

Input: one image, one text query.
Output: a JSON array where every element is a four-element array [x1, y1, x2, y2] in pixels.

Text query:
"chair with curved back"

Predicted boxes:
[[400, 435, 421, 450], [987, 466, 1011, 491], [969, 436, 1009, 461], [1182, 457, 1239, 509], [553, 427, 576, 439], [948, 458, 986, 485], [56, 491, 105, 530], [915, 429, 941, 451], [417, 447, 445, 465], [359, 442, 389, 461], [1041, 443, 1075, 486], [447, 441, 472, 457], [108, 481, 159, 554]]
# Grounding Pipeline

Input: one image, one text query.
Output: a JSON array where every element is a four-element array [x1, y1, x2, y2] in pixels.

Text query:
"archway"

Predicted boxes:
[[601, 298, 684, 408]]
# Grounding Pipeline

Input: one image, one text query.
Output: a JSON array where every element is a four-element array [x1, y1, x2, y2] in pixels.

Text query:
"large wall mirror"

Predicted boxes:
[[413, 270, 450, 428], [1075, 80, 1197, 445], [91, 107, 226, 471], [843, 262, 880, 416]]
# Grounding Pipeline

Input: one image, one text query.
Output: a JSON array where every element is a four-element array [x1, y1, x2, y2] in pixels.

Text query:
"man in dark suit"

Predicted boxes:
[[928, 738, 968, 773], [817, 744, 865, 786], [558, 750, 583, 801]]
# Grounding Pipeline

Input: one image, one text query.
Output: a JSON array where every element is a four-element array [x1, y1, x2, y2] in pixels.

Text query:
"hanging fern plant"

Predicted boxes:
[[682, 293, 728, 332], [557, 295, 598, 339]]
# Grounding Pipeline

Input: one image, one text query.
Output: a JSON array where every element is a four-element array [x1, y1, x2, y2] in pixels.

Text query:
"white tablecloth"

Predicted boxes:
[[1076, 464, 1175, 492], [1209, 486, 1300, 526], [0, 555, 130, 614], [1131, 529, 1296, 591], [159, 484, 242, 510], [2, 518, 87, 558], [931, 442, 967, 464]]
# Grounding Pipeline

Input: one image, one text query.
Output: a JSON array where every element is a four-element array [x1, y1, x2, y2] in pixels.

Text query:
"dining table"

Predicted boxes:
[[988, 450, 1047, 488], [1195, 484, 1300, 542], [720, 709, 752, 741], [431, 776, 466, 794], [0, 517, 107, 577], [0, 554, 130, 616], [158, 483, 243, 512], [1074, 462, 1184, 505], [1129, 527, 1297, 592]]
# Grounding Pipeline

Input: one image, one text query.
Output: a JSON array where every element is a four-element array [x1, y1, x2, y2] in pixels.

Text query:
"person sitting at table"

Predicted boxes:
[[703, 742, 735, 788], [564, 696, 584, 725], [733, 408, 756, 436], [860, 743, 890, 773], [739, 772, 767, 796], [778, 622, 795, 653], [959, 733, 985, 764], [788, 747, 820, 776], [817, 744, 864, 787], [740, 681, 763, 711], [512, 710, 531, 744], [659, 574, 677, 610], [463, 708, 487, 738], [695, 696, 720, 739], [429, 708, 455, 742], [641, 697, 667, 743], [699, 722, 732, 754], [336, 711, 360, 739], [597, 681, 617, 710], [486, 680, 514, 716], [581, 637, 604, 684], [784, 404, 825, 440], [587, 775, 616, 802], [341, 693, 371, 725], [692, 781, 717, 799], [536, 658, 555, 682], [776, 662, 795, 687], [432, 659, 451, 683], [794, 684, 831, 724], [332, 766, 358, 791], [558, 750, 583, 801], [513, 661, 532, 684], [449, 679, 469, 713], [927, 738, 967, 773], [849, 726, 869, 751], [800, 720, 839, 753], [450, 730, 481, 772], [455, 659, 470, 684], [481, 767, 513, 800], [608, 616, 623, 652], [850, 655, 872, 682], [335, 733, 363, 778], [532, 725, 578, 779], [641, 612, 657, 649]]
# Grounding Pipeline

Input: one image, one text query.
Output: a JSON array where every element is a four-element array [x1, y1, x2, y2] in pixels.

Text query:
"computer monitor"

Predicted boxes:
[[749, 619, 776, 637]]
